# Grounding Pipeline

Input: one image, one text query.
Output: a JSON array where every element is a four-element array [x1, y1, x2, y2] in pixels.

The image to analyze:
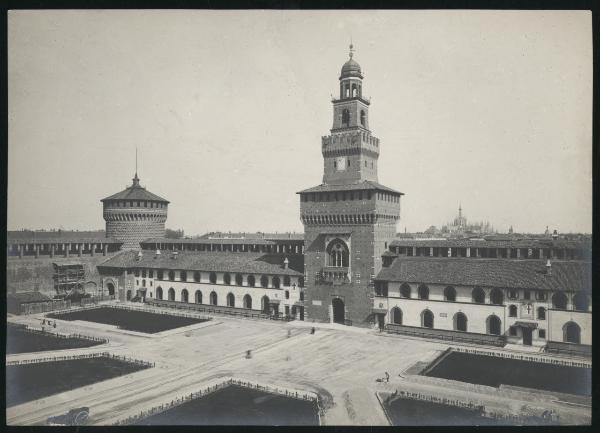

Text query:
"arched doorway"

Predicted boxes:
[[454, 312, 467, 332], [243, 294, 252, 309], [210, 291, 218, 306], [126, 290, 132, 301], [195, 290, 202, 304], [107, 282, 115, 296], [181, 289, 189, 303], [261, 295, 270, 314], [487, 315, 501, 335], [391, 307, 402, 325], [156, 286, 163, 300], [563, 321, 581, 344], [421, 310, 434, 328], [332, 298, 345, 324], [168, 288, 175, 301], [227, 293, 235, 307]]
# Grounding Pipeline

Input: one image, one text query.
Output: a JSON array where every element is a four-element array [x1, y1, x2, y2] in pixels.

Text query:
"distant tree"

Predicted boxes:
[[165, 229, 184, 239]]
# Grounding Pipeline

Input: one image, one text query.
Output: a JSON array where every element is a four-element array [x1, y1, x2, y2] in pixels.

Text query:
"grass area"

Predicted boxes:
[[386, 398, 507, 426], [47, 306, 208, 333], [6, 356, 150, 408], [424, 351, 591, 396], [7, 324, 104, 355], [134, 385, 319, 425]]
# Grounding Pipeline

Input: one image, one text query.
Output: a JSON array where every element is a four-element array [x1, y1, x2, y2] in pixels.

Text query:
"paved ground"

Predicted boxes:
[[5, 303, 592, 426]]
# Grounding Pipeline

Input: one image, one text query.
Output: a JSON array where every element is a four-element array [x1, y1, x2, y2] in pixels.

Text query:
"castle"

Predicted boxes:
[[6, 46, 591, 354]]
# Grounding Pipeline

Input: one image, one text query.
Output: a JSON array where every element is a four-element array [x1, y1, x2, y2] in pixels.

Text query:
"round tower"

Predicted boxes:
[[101, 172, 169, 249]]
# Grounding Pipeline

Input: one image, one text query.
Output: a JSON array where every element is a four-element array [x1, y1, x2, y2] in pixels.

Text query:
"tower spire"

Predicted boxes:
[[132, 148, 140, 187], [349, 38, 354, 59]]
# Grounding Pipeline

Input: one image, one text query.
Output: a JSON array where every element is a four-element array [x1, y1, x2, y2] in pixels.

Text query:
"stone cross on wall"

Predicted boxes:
[[525, 303, 532, 315]]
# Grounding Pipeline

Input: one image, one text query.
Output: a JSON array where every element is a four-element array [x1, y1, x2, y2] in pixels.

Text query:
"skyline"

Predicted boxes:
[[7, 10, 593, 235]]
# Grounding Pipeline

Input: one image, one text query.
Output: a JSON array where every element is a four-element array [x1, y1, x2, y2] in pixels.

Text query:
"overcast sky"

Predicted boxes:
[[8, 10, 592, 235]]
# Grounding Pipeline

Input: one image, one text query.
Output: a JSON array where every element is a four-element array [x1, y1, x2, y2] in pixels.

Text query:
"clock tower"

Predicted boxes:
[[298, 45, 403, 327]]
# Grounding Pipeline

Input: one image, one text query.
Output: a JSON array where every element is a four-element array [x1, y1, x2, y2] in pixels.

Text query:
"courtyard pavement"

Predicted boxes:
[[5, 303, 592, 426]]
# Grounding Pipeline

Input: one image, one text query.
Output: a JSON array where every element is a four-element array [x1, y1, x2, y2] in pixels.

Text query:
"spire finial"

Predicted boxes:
[[349, 37, 354, 59], [132, 148, 140, 187]]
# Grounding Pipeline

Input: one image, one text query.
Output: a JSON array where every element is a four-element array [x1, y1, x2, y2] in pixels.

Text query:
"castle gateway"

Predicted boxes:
[[298, 46, 403, 327]]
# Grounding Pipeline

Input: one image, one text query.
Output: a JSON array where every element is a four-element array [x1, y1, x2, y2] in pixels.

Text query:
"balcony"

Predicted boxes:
[[316, 268, 350, 285]]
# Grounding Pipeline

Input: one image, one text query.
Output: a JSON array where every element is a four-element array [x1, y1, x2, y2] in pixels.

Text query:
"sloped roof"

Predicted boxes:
[[297, 180, 403, 195], [7, 291, 52, 304], [101, 175, 169, 203], [98, 250, 303, 276], [376, 257, 591, 292], [101, 185, 169, 203]]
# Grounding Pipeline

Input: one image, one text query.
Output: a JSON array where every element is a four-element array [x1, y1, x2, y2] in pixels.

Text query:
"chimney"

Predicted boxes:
[[283, 257, 289, 269], [155, 249, 161, 259], [546, 259, 552, 276]]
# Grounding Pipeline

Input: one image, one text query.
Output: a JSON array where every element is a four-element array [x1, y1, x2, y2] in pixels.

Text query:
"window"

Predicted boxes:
[[400, 283, 411, 298], [285, 290, 290, 299], [227, 293, 235, 307], [168, 288, 175, 301], [235, 273, 244, 286], [194, 271, 201, 282], [507, 289, 518, 300], [535, 290, 547, 301], [538, 329, 546, 339], [490, 289, 504, 305], [210, 291, 218, 306], [537, 307, 546, 320], [552, 292, 567, 310], [444, 286, 456, 302], [209, 272, 217, 284], [509, 326, 517, 336], [168, 270, 175, 281], [360, 110, 365, 126], [283, 276, 291, 286], [195, 290, 202, 304], [134, 270, 140, 277], [573, 293, 589, 311], [149, 270, 153, 278], [272, 276, 281, 289], [299, 276, 304, 288], [342, 109, 350, 126], [418, 284, 429, 300], [157, 270, 164, 280], [248, 275, 256, 287], [375, 281, 388, 297], [142, 269, 146, 278], [180, 271, 187, 282], [327, 239, 349, 267], [142, 279, 146, 287], [472, 287, 485, 304], [523, 290, 531, 300], [156, 287, 163, 299], [260, 275, 269, 288], [563, 321, 580, 344], [508, 305, 517, 317], [299, 291, 305, 301], [181, 289, 189, 303], [224, 273, 231, 285]]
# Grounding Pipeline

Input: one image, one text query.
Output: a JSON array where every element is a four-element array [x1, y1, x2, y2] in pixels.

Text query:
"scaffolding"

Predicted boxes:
[[52, 262, 86, 300]]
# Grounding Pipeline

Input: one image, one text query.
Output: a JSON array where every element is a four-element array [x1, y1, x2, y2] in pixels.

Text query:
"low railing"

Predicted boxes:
[[6, 351, 154, 368], [385, 323, 506, 347], [145, 299, 294, 322], [8, 323, 109, 345]]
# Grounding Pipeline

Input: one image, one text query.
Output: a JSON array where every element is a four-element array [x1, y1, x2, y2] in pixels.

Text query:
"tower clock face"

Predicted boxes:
[[336, 157, 347, 171]]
